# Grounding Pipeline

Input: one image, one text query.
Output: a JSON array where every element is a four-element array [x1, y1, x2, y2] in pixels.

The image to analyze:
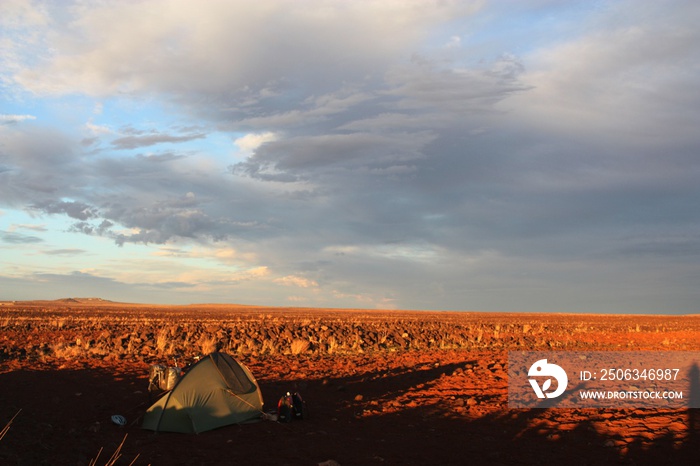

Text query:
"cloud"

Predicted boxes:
[[615, 236, 700, 258], [11, 1, 476, 98], [111, 131, 206, 150], [85, 120, 111, 135], [1, 0, 45, 23], [31, 200, 98, 221], [274, 275, 319, 288], [0, 230, 43, 244], [134, 153, 187, 163], [232, 131, 436, 182], [0, 123, 81, 206], [43, 248, 87, 255], [0, 114, 36, 124], [69, 220, 113, 237], [384, 55, 529, 112], [509, 1, 700, 142], [111, 209, 214, 245], [8, 223, 46, 232], [445, 35, 461, 48], [233, 132, 277, 155]]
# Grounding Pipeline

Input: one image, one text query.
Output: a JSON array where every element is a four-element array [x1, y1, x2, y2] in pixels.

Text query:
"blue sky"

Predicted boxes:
[[1, 0, 699, 312]]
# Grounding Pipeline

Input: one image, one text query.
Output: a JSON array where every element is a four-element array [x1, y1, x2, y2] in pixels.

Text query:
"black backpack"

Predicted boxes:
[[277, 391, 306, 422], [292, 392, 305, 420]]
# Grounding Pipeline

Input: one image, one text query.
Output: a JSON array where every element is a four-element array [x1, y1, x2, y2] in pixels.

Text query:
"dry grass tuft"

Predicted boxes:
[[155, 328, 170, 354], [0, 409, 21, 442], [198, 334, 219, 355], [326, 336, 338, 354], [90, 434, 142, 466], [51, 342, 84, 359], [290, 339, 310, 355]]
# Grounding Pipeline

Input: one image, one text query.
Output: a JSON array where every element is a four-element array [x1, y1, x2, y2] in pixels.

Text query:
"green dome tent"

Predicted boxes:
[[142, 352, 264, 433]]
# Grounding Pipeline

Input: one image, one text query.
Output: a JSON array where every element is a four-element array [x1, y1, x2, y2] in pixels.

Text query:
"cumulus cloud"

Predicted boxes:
[[233, 132, 277, 155], [31, 200, 98, 220], [69, 220, 113, 237]]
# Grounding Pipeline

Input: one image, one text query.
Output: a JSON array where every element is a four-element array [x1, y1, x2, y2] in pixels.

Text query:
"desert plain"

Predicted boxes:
[[1, 299, 699, 465]]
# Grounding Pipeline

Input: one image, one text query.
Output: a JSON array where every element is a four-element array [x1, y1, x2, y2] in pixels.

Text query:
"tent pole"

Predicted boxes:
[[224, 389, 266, 416], [154, 390, 175, 433], [209, 353, 266, 416]]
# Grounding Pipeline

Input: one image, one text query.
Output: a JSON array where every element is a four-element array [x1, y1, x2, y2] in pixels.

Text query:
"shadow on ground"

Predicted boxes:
[[1, 357, 698, 466]]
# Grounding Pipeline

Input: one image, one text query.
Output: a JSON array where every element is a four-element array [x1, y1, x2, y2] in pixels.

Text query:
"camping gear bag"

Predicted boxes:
[[277, 391, 306, 422], [148, 364, 182, 392]]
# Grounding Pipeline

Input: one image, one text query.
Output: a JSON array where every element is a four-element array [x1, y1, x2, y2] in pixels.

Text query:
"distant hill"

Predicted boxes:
[[55, 297, 115, 304]]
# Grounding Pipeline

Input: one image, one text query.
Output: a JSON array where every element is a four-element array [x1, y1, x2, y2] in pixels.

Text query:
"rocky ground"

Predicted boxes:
[[1, 300, 699, 465]]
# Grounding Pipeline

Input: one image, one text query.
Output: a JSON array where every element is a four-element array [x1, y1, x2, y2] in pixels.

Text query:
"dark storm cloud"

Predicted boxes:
[[383, 55, 530, 112], [69, 219, 113, 236], [62, 192, 229, 246], [0, 124, 91, 214], [232, 131, 436, 182], [5, 147, 275, 248], [31, 200, 98, 221], [615, 236, 700, 259], [230, 55, 529, 187], [111, 207, 216, 245]]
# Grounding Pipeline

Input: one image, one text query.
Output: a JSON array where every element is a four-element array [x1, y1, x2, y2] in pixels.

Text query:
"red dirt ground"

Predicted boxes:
[[1, 301, 699, 465]]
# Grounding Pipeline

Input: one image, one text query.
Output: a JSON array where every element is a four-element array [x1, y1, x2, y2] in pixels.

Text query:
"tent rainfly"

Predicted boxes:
[[142, 352, 264, 433]]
